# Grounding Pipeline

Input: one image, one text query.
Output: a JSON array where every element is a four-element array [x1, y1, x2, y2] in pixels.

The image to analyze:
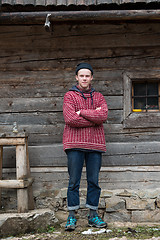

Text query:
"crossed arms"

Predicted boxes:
[[63, 93, 108, 128]]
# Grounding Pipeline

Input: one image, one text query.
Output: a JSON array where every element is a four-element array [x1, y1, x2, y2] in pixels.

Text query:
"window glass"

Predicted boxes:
[[147, 82, 158, 96], [134, 83, 146, 96], [147, 97, 158, 109], [134, 97, 146, 109], [132, 81, 159, 112]]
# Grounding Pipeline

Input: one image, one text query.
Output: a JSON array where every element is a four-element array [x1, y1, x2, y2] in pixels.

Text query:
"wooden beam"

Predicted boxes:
[[16, 144, 28, 212], [0, 146, 3, 208], [25, 137, 34, 210], [1, 10, 160, 25], [0, 178, 34, 188], [0, 138, 25, 146]]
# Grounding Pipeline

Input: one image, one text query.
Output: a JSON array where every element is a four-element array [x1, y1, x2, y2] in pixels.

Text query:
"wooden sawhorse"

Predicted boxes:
[[0, 133, 34, 213]]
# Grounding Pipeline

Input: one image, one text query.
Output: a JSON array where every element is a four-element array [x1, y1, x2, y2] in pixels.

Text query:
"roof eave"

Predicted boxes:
[[1, 10, 160, 25]]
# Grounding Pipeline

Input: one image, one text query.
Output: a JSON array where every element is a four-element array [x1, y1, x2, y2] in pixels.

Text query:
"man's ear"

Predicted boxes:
[[75, 75, 78, 81]]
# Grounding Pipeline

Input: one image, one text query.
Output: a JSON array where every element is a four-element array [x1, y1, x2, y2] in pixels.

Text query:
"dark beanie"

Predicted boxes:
[[75, 63, 93, 75]]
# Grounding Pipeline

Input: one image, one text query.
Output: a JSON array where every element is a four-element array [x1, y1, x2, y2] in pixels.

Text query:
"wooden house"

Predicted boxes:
[[0, 0, 160, 221]]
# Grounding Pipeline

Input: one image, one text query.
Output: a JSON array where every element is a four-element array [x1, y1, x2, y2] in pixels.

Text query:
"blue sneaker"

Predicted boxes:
[[65, 216, 77, 231], [88, 215, 107, 228]]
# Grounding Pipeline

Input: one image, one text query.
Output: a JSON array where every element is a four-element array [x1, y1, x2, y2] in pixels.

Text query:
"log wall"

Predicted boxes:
[[0, 21, 160, 195]]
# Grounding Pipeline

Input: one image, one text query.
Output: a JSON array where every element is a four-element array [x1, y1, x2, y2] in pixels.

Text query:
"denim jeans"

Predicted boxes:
[[66, 150, 102, 210]]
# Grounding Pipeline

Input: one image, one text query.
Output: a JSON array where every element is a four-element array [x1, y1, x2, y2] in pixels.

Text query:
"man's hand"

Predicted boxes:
[[76, 110, 81, 115], [76, 107, 101, 116]]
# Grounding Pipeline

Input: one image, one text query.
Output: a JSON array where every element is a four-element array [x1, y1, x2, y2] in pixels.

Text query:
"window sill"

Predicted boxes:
[[123, 112, 160, 128]]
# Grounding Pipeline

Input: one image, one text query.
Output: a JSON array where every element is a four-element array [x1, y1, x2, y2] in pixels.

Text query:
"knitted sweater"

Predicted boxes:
[[63, 86, 108, 152]]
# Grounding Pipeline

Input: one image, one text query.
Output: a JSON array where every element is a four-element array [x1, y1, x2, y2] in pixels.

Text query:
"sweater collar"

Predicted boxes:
[[76, 85, 92, 93], [70, 85, 95, 105]]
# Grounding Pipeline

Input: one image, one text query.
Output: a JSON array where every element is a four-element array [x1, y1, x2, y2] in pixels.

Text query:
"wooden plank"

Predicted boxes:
[[4, 165, 160, 173], [0, 110, 122, 125], [105, 96, 123, 110], [0, 124, 64, 145], [0, 146, 2, 175], [124, 112, 160, 128], [77, 0, 88, 5], [0, 70, 123, 97], [14, 0, 24, 4], [0, 42, 160, 63], [1, 10, 160, 25], [24, 0, 35, 4], [0, 112, 64, 125], [0, 24, 160, 73], [25, 137, 34, 210], [2, 167, 160, 197], [29, 168, 160, 191], [56, 0, 67, 5], [28, 166, 160, 172], [99, 171, 160, 184], [0, 97, 63, 113], [123, 72, 132, 119], [0, 138, 25, 145], [16, 145, 28, 212], [87, 0, 96, 4], [9, 142, 160, 167], [0, 72, 71, 97], [105, 141, 160, 155], [0, 23, 159, 42], [0, 25, 160, 51], [67, 0, 77, 5], [102, 153, 160, 166], [107, 110, 123, 124], [46, 0, 57, 5], [0, 23, 160, 41], [0, 112, 121, 126], [0, 178, 33, 188], [35, 0, 46, 5], [3, 142, 160, 168], [0, 49, 160, 71], [2, 124, 160, 146], [0, 96, 122, 113], [0, 146, 3, 207], [0, 133, 27, 138]]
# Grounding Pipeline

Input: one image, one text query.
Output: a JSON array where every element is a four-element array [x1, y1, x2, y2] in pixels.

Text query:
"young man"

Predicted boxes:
[[63, 63, 108, 231]]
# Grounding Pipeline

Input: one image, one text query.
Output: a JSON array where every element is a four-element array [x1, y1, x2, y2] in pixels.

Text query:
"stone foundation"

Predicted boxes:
[[1, 188, 160, 223], [50, 188, 160, 223]]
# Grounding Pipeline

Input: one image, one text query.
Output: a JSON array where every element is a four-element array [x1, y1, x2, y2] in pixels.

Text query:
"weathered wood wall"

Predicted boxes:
[[0, 22, 160, 193]]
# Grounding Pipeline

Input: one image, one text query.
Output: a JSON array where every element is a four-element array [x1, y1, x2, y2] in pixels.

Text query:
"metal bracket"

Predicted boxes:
[[44, 14, 53, 33]]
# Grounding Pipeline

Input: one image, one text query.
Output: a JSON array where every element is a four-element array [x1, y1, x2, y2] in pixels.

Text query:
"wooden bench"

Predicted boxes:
[[0, 133, 34, 213]]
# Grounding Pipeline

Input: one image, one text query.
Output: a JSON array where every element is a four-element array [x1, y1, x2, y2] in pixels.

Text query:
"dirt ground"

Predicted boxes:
[[2, 220, 160, 240]]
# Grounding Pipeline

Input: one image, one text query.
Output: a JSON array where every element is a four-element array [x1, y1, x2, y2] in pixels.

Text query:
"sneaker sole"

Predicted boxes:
[[88, 223, 107, 228], [65, 225, 76, 231]]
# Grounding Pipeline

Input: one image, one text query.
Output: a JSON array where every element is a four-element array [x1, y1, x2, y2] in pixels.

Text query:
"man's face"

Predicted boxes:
[[76, 69, 93, 90]]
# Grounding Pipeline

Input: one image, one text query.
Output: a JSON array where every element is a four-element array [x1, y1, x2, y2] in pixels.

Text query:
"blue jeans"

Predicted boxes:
[[66, 150, 102, 210]]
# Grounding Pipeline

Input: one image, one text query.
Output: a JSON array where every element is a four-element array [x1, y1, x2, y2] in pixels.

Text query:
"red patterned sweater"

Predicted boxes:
[[63, 86, 108, 152]]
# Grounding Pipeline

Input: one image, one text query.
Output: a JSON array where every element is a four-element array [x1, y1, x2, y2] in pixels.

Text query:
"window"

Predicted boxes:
[[132, 81, 160, 112], [123, 71, 160, 128]]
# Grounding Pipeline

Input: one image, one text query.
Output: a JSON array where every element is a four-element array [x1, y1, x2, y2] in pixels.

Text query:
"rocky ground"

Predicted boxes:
[[1, 219, 160, 240]]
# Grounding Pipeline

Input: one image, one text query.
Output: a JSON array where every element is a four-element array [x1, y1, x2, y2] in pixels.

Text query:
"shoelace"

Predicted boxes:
[[92, 216, 104, 224], [67, 217, 76, 225]]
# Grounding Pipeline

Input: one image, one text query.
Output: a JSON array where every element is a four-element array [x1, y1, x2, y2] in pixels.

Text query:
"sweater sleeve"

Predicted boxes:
[[63, 92, 95, 128], [80, 95, 108, 125]]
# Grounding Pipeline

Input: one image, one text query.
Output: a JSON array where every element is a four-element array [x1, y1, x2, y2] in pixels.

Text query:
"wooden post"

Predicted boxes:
[[25, 137, 34, 210], [0, 146, 3, 208], [16, 144, 28, 213]]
